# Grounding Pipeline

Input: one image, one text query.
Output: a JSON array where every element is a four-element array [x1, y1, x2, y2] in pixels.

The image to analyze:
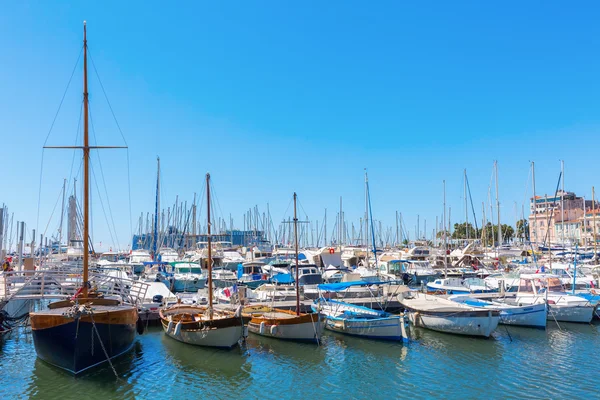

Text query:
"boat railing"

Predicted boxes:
[[0, 267, 150, 306]]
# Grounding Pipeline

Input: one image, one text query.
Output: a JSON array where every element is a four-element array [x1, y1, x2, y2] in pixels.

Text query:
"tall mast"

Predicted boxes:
[[464, 169, 469, 241], [293, 193, 300, 316], [593, 186, 597, 260], [561, 160, 565, 245], [364, 169, 369, 263], [153, 157, 160, 257], [58, 178, 66, 255], [82, 21, 90, 296], [339, 196, 343, 248], [495, 161, 501, 247], [206, 173, 213, 319], [443, 180, 447, 278], [532, 162, 538, 246]]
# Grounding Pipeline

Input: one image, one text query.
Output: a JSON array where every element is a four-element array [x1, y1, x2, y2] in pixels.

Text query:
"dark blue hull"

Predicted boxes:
[[32, 320, 136, 374]]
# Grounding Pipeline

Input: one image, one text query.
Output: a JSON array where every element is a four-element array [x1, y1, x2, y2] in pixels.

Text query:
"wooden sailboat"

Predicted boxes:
[[160, 173, 249, 348], [29, 22, 140, 375], [245, 193, 324, 342]]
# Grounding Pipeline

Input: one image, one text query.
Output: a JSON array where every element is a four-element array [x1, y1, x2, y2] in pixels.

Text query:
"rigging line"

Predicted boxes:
[[88, 49, 128, 147], [43, 47, 83, 147], [280, 197, 294, 224], [41, 183, 67, 240], [297, 198, 310, 223], [66, 100, 85, 194], [90, 163, 117, 249], [126, 149, 133, 247], [208, 177, 226, 230], [37, 98, 84, 248], [88, 102, 121, 248], [542, 172, 562, 248], [465, 174, 479, 232]]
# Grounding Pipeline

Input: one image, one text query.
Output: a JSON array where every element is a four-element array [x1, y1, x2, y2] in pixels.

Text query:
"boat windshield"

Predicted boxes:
[[385, 261, 404, 275], [518, 279, 534, 293], [536, 277, 564, 293]]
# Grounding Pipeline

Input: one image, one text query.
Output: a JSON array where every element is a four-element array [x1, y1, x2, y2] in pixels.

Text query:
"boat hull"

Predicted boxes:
[[408, 311, 499, 337], [547, 304, 594, 323], [30, 306, 137, 374], [162, 323, 244, 348], [323, 315, 405, 340], [160, 305, 248, 348], [499, 304, 547, 328], [314, 299, 408, 341], [247, 312, 323, 342], [171, 279, 206, 292]]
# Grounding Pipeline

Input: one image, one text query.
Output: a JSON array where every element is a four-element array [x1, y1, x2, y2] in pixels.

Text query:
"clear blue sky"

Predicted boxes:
[[1, 1, 599, 251]]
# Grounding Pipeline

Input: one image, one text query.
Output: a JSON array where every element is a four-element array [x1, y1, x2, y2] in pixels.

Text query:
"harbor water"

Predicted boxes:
[[1, 322, 599, 399]]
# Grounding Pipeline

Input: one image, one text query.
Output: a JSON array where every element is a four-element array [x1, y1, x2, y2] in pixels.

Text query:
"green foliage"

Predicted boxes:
[[516, 219, 530, 240]]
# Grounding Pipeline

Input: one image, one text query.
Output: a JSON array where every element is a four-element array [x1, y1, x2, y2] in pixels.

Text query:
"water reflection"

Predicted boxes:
[[28, 341, 141, 399]]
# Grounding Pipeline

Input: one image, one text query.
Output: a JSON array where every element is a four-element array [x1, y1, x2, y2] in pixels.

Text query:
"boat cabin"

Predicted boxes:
[[518, 274, 565, 294]]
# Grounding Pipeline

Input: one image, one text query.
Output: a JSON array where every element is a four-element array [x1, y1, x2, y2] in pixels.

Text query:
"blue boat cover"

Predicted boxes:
[[271, 273, 294, 284], [317, 280, 390, 291]]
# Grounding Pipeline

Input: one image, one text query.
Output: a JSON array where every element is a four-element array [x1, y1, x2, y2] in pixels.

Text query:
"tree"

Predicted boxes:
[[481, 222, 515, 244], [436, 230, 450, 239], [516, 219, 530, 241], [452, 223, 478, 239]]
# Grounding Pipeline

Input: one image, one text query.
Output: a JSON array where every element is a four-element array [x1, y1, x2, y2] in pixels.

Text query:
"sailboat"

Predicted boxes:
[[160, 173, 249, 348], [29, 22, 142, 374], [245, 193, 324, 342]]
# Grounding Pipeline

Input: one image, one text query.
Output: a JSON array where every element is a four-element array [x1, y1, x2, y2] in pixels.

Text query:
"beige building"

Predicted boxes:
[[529, 191, 595, 245]]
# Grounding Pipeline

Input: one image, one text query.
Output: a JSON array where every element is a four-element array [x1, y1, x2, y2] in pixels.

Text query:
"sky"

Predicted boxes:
[[1, 1, 600, 251]]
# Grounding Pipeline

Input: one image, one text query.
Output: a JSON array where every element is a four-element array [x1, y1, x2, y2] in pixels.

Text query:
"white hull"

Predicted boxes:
[[248, 319, 323, 341], [324, 315, 406, 340], [400, 292, 499, 337], [497, 304, 547, 328], [409, 311, 499, 337], [548, 304, 594, 323], [164, 324, 243, 348]]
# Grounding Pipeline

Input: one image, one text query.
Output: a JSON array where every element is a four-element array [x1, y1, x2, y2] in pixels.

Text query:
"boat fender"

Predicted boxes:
[[243, 326, 249, 338], [193, 278, 198, 284], [259, 321, 266, 335], [136, 317, 145, 335], [174, 321, 182, 336], [270, 325, 278, 336], [167, 320, 174, 333]]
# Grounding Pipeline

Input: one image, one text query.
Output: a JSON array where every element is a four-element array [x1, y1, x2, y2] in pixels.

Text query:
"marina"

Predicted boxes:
[[3, 2, 600, 399]]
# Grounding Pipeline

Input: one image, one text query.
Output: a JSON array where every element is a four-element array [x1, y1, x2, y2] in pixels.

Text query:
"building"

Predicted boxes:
[[529, 191, 597, 245], [132, 229, 266, 251]]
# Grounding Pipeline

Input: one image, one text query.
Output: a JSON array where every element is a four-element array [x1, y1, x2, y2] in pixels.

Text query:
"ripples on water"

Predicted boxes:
[[1, 322, 598, 400]]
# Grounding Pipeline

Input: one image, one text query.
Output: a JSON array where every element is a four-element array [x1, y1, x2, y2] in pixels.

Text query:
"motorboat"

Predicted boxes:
[[427, 277, 496, 294], [514, 274, 595, 323], [449, 295, 547, 329]]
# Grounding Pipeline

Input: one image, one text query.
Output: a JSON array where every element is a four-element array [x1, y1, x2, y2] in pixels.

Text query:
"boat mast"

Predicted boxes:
[[495, 161, 501, 248], [293, 192, 300, 316], [532, 162, 538, 246], [58, 178, 66, 255], [364, 169, 369, 266], [443, 180, 447, 278], [207, 173, 213, 319], [153, 157, 160, 258], [593, 186, 597, 260], [561, 160, 565, 245], [464, 169, 469, 242], [82, 21, 90, 296]]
